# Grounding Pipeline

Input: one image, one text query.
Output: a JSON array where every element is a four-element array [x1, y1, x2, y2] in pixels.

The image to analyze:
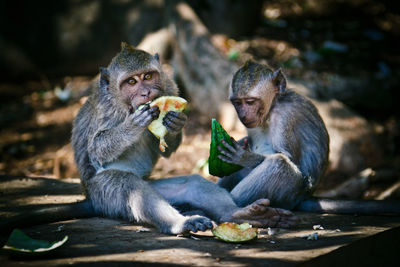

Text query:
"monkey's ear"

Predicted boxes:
[[99, 67, 110, 91], [121, 42, 135, 52], [154, 53, 160, 62], [272, 68, 287, 93], [243, 59, 256, 70]]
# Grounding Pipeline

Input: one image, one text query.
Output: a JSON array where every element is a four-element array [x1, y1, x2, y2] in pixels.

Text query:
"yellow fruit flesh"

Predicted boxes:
[[212, 222, 258, 243], [148, 96, 187, 152]]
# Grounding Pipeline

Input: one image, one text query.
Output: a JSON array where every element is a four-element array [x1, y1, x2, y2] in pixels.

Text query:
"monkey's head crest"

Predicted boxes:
[[107, 42, 160, 73], [120, 42, 135, 52], [232, 60, 273, 94]]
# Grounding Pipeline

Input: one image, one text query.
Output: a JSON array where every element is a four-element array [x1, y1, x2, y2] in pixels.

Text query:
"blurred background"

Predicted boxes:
[[0, 0, 399, 200]]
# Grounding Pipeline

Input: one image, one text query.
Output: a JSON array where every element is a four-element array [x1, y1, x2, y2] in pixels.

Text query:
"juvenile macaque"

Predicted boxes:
[[217, 60, 330, 209], [217, 61, 400, 214]]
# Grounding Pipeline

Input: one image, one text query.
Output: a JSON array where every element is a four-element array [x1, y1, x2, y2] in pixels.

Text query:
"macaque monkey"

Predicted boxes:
[[217, 61, 400, 214], [70, 42, 215, 234], [0, 44, 298, 237]]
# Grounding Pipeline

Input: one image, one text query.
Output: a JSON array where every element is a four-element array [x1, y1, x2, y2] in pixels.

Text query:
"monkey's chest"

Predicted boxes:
[[249, 129, 275, 155], [100, 134, 159, 177]]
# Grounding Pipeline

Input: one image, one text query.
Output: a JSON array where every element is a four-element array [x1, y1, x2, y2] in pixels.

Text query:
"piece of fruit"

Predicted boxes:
[[208, 118, 243, 177], [148, 96, 187, 152], [212, 222, 258, 243], [2, 229, 68, 255]]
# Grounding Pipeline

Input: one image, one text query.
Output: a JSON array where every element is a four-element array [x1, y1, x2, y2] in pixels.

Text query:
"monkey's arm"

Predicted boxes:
[[88, 106, 159, 166]]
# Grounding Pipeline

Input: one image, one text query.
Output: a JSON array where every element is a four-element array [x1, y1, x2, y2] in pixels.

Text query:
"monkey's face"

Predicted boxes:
[[120, 71, 163, 110], [231, 97, 265, 128]]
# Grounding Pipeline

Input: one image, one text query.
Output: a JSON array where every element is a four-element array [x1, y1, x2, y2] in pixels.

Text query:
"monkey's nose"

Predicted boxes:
[[240, 116, 248, 122]]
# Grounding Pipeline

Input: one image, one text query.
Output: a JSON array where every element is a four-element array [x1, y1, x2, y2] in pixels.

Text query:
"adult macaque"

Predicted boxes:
[[0, 44, 297, 237], [217, 61, 400, 214], [70, 42, 213, 234]]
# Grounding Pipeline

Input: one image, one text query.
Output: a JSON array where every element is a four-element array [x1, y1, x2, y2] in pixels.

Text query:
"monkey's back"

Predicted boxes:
[[71, 96, 97, 185], [270, 90, 329, 193]]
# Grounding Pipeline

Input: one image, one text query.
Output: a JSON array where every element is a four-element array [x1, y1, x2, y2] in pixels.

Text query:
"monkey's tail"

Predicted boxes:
[[296, 198, 400, 215], [0, 200, 96, 236]]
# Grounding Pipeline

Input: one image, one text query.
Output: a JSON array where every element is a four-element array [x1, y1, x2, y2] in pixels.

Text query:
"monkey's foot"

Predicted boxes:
[[230, 199, 298, 228], [169, 215, 213, 235]]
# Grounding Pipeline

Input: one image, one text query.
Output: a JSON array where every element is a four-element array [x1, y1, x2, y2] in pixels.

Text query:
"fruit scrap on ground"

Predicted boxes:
[[212, 222, 258, 243]]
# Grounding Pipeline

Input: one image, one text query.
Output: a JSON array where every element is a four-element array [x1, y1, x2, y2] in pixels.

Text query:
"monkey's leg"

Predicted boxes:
[[151, 174, 297, 228], [218, 168, 251, 191], [86, 170, 212, 234], [230, 153, 305, 210], [150, 175, 238, 221]]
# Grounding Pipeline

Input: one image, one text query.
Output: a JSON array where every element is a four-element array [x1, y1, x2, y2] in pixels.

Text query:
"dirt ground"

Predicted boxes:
[[1, 1, 400, 265], [1, 175, 400, 266]]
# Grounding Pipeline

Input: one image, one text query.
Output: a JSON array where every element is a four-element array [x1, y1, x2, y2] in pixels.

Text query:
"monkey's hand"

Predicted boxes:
[[218, 139, 265, 168], [131, 105, 160, 128], [163, 111, 187, 135]]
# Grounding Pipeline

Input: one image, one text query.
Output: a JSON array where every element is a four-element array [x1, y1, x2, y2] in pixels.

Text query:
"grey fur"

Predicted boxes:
[[71, 43, 212, 234], [219, 61, 330, 210]]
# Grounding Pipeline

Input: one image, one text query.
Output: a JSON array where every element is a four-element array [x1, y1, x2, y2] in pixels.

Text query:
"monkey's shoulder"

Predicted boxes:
[[276, 89, 316, 109], [270, 89, 328, 141], [273, 90, 322, 124]]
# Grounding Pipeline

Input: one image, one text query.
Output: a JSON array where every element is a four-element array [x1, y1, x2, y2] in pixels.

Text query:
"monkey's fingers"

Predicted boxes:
[[163, 113, 186, 129], [132, 104, 151, 118], [220, 140, 237, 153], [150, 106, 160, 120], [229, 139, 248, 154], [186, 222, 198, 233], [138, 103, 151, 111], [163, 123, 184, 135], [194, 221, 207, 232], [271, 208, 299, 228], [270, 214, 299, 228], [274, 207, 295, 217], [165, 111, 187, 121], [133, 108, 159, 126], [217, 146, 233, 156], [183, 216, 213, 233], [217, 154, 235, 164]]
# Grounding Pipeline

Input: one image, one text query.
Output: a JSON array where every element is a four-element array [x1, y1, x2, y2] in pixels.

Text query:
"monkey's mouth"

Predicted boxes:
[[129, 98, 154, 112], [241, 119, 258, 128]]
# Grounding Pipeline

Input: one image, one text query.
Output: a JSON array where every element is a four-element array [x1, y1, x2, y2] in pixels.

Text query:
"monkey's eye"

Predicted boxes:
[[144, 73, 152, 80], [127, 78, 136, 85], [245, 100, 255, 105], [232, 100, 242, 106]]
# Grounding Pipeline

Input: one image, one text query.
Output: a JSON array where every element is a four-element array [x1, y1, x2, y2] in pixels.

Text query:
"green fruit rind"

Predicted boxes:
[[208, 118, 243, 177], [212, 222, 258, 243], [2, 229, 68, 254]]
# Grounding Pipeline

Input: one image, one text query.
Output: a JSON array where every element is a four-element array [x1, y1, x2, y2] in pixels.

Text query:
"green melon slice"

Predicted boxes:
[[208, 118, 243, 177]]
